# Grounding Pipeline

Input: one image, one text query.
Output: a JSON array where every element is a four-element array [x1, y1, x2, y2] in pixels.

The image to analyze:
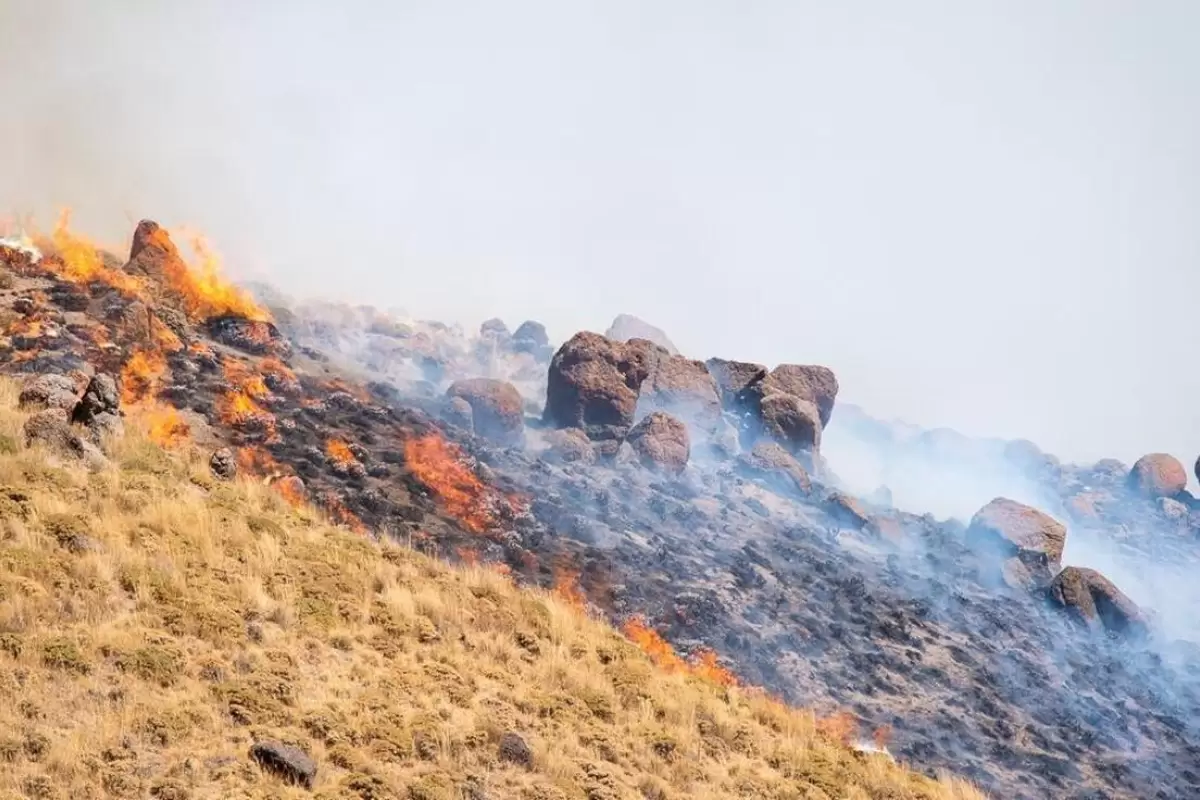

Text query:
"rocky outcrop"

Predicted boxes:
[[605, 314, 678, 355], [752, 365, 839, 428], [512, 320, 552, 359], [18, 374, 79, 412], [1047, 567, 1147, 638], [543, 332, 658, 437], [705, 358, 767, 410], [732, 364, 839, 457], [637, 354, 722, 434], [445, 379, 525, 446], [626, 411, 690, 474], [756, 393, 823, 457], [71, 373, 123, 444], [23, 409, 106, 470], [965, 498, 1066, 590], [1127, 453, 1187, 498]]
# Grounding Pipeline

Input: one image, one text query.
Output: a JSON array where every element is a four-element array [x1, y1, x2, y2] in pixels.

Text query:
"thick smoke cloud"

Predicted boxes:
[[2, 1, 1199, 476]]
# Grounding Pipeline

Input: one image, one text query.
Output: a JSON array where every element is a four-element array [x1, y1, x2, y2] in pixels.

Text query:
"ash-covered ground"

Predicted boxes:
[[3, 221, 1199, 799]]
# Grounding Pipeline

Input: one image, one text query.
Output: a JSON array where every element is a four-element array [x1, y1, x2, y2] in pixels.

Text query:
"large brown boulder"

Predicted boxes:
[[1127, 453, 1187, 498], [604, 314, 678, 355], [446, 378, 525, 446], [543, 332, 658, 435], [19, 374, 80, 412], [1047, 567, 1147, 638], [705, 358, 767, 410], [965, 498, 1066, 590], [637, 355, 722, 434], [758, 393, 823, 456], [626, 412, 690, 474], [124, 219, 181, 281], [753, 364, 839, 427]]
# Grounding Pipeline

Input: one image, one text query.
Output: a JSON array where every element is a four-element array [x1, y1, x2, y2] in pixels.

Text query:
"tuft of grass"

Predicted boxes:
[[0, 379, 986, 799]]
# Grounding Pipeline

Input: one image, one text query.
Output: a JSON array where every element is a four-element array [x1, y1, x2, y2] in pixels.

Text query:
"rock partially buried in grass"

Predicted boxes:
[[498, 731, 533, 768], [249, 740, 317, 789], [209, 447, 237, 480]]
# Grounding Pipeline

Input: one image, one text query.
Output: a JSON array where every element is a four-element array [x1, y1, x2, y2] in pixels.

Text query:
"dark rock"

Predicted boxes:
[[446, 379, 525, 446], [1127, 454, 1188, 498], [249, 740, 317, 789], [965, 498, 1066, 590], [705, 357, 768, 410], [498, 732, 533, 768], [626, 412, 690, 474], [210, 448, 237, 480], [543, 332, 658, 434], [443, 396, 475, 431], [71, 373, 119, 425], [19, 374, 79, 412], [1047, 567, 1148, 638], [12, 296, 35, 315], [604, 313, 678, 355]]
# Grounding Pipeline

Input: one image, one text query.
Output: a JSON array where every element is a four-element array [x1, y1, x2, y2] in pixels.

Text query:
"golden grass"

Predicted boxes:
[[0, 379, 985, 800]]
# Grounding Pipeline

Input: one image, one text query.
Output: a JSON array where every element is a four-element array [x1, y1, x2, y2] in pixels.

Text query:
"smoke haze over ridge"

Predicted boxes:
[[2, 1, 1198, 476]]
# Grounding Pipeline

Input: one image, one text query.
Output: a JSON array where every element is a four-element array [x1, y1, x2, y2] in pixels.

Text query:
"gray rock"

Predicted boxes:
[[18, 374, 79, 412], [498, 731, 533, 768], [249, 740, 317, 789], [605, 313, 678, 355], [210, 448, 237, 480]]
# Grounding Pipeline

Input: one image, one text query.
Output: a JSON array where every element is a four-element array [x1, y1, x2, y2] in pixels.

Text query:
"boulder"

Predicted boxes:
[[480, 317, 510, 339], [965, 498, 1066, 591], [736, 441, 811, 496], [758, 393, 823, 456], [543, 332, 658, 434], [625, 411, 690, 474], [753, 364, 840, 427], [513, 320, 549, 349], [1047, 567, 1147, 638], [705, 358, 768, 410], [249, 740, 317, 789], [498, 731, 534, 769], [445, 379, 525, 446], [210, 448, 237, 480], [542, 428, 596, 465], [71, 373, 123, 446], [443, 396, 475, 430], [23, 409, 107, 470], [823, 491, 871, 530], [18, 374, 79, 412], [124, 219, 179, 281], [605, 314, 678, 355], [637, 355, 722, 434], [1127, 453, 1187, 498]]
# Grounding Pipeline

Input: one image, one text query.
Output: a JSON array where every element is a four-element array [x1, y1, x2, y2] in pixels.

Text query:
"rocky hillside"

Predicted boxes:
[[0, 378, 979, 800], [2, 217, 1200, 798]]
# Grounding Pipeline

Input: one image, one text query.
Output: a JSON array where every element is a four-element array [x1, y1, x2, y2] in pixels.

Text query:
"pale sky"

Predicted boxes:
[[2, 1, 1197, 472]]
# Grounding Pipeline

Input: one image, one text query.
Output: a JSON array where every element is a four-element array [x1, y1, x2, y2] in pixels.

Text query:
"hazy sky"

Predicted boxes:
[[2, 1, 1197, 471]]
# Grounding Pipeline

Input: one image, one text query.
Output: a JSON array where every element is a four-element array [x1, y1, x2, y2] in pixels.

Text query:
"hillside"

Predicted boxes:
[[0, 379, 980, 800]]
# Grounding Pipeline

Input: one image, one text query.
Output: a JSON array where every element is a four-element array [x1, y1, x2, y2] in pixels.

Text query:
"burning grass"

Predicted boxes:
[[404, 432, 523, 533], [0, 378, 982, 799]]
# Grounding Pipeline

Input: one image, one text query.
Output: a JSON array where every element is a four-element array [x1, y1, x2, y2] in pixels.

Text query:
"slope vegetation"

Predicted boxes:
[[0, 380, 980, 800]]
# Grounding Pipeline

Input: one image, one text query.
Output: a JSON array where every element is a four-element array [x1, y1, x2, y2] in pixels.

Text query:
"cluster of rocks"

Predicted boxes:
[[17, 371, 122, 468]]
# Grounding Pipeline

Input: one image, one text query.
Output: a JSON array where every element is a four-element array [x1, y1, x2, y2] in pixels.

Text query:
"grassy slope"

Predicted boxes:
[[0, 381, 983, 800]]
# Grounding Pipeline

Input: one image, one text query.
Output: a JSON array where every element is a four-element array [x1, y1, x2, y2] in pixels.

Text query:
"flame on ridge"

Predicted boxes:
[[621, 616, 739, 688], [162, 231, 271, 323]]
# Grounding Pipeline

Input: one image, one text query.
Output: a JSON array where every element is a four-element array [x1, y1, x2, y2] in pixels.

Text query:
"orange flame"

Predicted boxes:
[[325, 437, 358, 469], [158, 231, 271, 323], [143, 405, 191, 448], [815, 711, 859, 746], [322, 492, 366, 534], [237, 446, 284, 478], [36, 209, 147, 298], [217, 358, 277, 439], [403, 433, 519, 533], [552, 564, 589, 612], [620, 616, 739, 688], [120, 348, 167, 405], [272, 475, 307, 508]]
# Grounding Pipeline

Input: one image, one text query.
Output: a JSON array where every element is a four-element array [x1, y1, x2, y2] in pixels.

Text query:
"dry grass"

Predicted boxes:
[[0, 379, 984, 800]]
